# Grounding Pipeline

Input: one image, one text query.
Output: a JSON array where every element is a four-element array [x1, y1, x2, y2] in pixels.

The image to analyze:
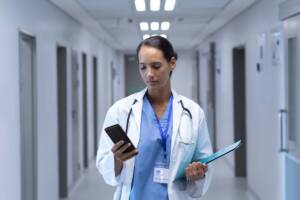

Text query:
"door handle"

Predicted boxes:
[[279, 109, 288, 153]]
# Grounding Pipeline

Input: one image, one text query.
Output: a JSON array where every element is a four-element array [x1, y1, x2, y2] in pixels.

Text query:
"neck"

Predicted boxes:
[[147, 82, 172, 105]]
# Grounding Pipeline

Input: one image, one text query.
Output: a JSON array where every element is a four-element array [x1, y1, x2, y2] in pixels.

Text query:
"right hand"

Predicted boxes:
[[111, 141, 138, 162]]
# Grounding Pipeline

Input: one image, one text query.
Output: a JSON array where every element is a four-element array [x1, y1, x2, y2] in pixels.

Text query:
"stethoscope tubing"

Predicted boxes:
[[125, 99, 192, 135]]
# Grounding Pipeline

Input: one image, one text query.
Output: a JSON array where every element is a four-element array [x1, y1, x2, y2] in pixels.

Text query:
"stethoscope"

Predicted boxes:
[[125, 98, 192, 135]]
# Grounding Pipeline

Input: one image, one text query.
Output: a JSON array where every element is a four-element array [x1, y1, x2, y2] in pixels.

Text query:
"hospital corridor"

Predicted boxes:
[[1, 0, 300, 200]]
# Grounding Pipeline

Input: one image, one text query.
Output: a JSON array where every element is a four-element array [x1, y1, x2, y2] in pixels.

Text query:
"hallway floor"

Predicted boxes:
[[65, 159, 250, 200]]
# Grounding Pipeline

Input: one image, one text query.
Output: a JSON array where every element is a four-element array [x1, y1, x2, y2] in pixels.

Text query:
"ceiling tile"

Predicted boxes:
[[52, 0, 258, 50]]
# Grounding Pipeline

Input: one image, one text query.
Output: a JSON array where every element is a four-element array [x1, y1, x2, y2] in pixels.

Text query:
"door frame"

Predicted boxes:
[[71, 48, 80, 182], [19, 31, 38, 200]]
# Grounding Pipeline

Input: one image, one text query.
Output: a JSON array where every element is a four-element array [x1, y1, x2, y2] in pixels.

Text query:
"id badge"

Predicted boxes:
[[153, 163, 169, 184]]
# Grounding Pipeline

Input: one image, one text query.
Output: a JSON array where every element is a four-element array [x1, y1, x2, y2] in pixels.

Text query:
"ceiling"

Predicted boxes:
[[50, 0, 259, 52]]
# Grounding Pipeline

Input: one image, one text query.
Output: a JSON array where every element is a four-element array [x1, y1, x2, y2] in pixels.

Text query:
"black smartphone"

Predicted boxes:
[[105, 124, 137, 154]]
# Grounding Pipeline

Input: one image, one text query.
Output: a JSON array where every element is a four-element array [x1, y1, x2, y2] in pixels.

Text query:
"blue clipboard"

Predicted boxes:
[[174, 140, 241, 181]]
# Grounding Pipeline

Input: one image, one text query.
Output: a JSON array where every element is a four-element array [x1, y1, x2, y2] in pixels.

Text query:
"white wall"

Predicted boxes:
[[172, 50, 198, 102], [198, 0, 283, 199], [0, 1, 124, 200]]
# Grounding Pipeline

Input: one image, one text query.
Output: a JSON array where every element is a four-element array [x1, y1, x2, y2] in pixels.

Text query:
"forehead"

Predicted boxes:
[[138, 45, 165, 62]]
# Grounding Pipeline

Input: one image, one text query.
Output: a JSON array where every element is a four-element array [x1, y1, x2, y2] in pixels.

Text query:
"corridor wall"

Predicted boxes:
[[197, 0, 284, 199], [0, 1, 124, 200]]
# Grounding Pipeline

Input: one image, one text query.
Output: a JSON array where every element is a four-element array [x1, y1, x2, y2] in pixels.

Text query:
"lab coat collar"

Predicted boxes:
[[131, 88, 184, 154], [131, 88, 182, 103]]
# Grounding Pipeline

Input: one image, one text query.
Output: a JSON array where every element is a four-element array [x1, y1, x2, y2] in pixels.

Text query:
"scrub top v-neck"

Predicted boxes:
[[129, 94, 173, 200]]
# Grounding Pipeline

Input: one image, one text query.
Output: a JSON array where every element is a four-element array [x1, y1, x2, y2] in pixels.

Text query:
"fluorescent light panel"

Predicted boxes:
[[135, 0, 146, 11], [150, 22, 159, 31], [140, 22, 149, 31], [150, 0, 160, 11], [164, 0, 176, 11], [161, 21, 170, 30]]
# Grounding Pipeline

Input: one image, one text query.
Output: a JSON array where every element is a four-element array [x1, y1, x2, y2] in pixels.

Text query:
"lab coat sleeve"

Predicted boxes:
[[186, 109, 213, 198], [96, 107, 123, 186]]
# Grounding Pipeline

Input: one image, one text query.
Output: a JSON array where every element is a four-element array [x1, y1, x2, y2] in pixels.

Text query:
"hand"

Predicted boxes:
[[185, 162, 208, 182], [111, 141, 138, 162], [111, 141, 138, 176]]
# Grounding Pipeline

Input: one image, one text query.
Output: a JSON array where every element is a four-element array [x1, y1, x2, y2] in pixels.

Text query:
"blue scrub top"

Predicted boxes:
[[129, 94, 173, 200]]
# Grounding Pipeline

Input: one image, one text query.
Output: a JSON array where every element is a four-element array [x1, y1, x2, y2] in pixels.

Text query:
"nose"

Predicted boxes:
[[145, 67, 155, 80]]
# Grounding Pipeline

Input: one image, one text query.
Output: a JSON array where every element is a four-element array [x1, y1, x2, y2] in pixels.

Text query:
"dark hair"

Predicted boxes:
[[136, 36, 178, 62]]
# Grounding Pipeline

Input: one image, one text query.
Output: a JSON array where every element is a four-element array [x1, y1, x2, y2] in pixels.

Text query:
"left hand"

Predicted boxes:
[[185, 162, 208, 182]]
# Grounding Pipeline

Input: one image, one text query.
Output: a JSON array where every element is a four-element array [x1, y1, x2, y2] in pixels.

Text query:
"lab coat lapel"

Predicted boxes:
[[129, 88, 147, 146], [171, 90, 183, 155]]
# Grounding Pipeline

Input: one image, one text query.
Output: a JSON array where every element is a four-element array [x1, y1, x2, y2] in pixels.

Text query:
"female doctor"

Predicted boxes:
[[96, 36, 213, 200]]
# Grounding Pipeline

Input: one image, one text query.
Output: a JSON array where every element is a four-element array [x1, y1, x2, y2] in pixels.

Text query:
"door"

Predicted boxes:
[[282, 13, 300, 200], [232, 46, 247, 177], [57, 46, 68, 198], [82, 53, 88, 168], [93, 56, 98, 157], [71, 49, 80, 182], [19, 32, 37, 200], [125, 55, 144, 96], [208, 43, 217, 152], [199, 49, 215, 150]]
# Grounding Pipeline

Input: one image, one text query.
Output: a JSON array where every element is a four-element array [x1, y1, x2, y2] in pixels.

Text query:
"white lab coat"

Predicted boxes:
[[96, 88, 213, 200]]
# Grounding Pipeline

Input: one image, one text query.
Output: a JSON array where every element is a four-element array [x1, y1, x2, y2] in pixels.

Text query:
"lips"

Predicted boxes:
[[147, 81, 159, 85]]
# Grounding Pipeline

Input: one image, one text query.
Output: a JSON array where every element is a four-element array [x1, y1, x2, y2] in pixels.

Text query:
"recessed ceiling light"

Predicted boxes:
[[150, 22, 159, 31], [164, 0, 176, 11], [140, 22, 149, 31], [160, 34, 167, 38], [150, 0, 160, 11], [143, 34, 150, 40], [135, 0, 146, 12], [161, 22, 170, 30]]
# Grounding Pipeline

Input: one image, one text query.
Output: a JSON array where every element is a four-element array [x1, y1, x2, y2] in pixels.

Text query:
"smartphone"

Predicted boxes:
[[105, 124, 137, 154]]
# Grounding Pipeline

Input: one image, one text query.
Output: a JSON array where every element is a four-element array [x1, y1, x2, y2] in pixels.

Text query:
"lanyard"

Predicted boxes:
[[150, 95, 173, 159]]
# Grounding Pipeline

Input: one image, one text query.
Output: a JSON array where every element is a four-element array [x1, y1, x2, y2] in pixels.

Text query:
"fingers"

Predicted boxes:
[[111, 141, 138, 162], [115, 143, 132, 156], [119, 149, 138, 161], [203, 164, 208, 173], [111, 141, 125, 153], [185, 162, 207, 182]]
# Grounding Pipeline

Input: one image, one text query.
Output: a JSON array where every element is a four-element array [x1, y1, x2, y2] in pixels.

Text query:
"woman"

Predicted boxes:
[[96, 36, 213, 200]]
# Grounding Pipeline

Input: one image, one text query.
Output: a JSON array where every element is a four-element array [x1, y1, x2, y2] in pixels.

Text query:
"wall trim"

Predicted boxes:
[[279, 0, 300, 20]]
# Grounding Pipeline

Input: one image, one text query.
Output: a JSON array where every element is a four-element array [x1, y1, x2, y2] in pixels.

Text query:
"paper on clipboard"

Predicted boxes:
[[174, 140, 241, 181]]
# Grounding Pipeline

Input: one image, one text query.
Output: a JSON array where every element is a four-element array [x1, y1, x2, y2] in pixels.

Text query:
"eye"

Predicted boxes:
[[139, 63, 146, 70], [151, 62, 161, 69]]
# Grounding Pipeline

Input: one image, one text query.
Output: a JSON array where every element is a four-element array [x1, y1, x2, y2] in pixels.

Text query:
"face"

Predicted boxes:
[[138, 45, 176, 90]]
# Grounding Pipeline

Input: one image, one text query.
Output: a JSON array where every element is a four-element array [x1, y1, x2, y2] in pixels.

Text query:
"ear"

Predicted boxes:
[[169, 57, 176, 71]]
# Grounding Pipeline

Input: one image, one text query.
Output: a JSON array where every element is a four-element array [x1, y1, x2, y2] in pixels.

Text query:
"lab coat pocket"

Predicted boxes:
[[177, 140, 195, 163]]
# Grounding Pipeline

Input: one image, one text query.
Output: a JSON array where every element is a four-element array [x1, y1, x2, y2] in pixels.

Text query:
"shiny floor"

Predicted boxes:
[[66, 159, 249, 200]]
